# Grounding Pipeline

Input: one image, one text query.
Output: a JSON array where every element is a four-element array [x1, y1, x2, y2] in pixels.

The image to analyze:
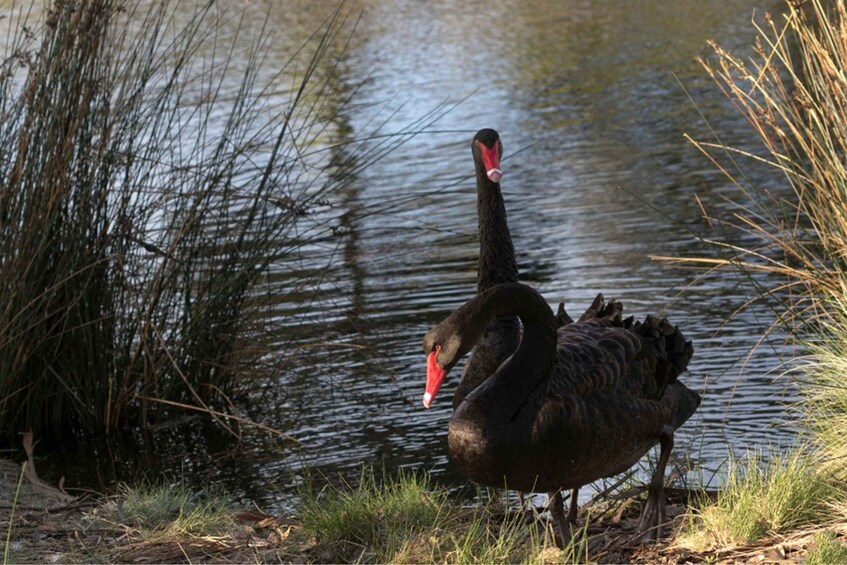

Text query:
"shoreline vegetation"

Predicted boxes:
[[2, 458, 846, 564], [0, 0, 345, 442], [0, 0, 444, 444], [4, 0, 847, 563]]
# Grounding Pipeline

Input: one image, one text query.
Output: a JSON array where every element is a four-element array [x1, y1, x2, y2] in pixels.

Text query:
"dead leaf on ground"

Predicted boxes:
[[21, 432, 77, 504]]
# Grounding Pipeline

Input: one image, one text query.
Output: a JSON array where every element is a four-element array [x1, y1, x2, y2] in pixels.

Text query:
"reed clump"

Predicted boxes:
[[0, 0, 404, 442], [657, 0, 847, 547], [677, 0, 847, 296]]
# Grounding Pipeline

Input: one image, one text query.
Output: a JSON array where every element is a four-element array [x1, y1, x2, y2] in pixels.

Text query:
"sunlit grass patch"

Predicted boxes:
[[435, 503, 587, 565], [803, 306, 847, 484], [118, 482, 235, 536], [807, 530, 847, 565], [677, 449, 842, 549], [300, 468, 446, 561], [299, 468, 585, 564]]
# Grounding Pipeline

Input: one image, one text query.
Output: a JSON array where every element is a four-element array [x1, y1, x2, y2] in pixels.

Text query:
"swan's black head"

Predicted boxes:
[[422, 301, 487, 408], [472, 129, 503, 183], [422, 325, 456, 409]]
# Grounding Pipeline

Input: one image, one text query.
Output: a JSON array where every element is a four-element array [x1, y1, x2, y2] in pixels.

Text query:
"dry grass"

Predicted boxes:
[[657, 0, 847, 332], [615, 0, 847, 555], [648, 0, 847, 553]]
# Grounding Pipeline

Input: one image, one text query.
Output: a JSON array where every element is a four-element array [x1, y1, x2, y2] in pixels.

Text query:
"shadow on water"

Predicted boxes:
[[11, 0, 805, 511]]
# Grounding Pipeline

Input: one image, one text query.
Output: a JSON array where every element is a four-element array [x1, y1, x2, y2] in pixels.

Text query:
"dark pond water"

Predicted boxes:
[[4, 0, 802, 510]]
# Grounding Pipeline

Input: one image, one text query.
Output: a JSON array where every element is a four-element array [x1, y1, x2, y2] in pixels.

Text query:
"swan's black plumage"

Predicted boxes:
[[424, 283, 699, 542], [441, 286, 695, 488]]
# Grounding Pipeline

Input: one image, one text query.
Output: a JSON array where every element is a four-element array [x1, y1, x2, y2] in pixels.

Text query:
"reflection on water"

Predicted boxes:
[[7, 0, 800, 508]]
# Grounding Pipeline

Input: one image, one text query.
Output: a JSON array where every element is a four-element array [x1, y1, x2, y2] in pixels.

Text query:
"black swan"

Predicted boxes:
[[422, 282, 699, 544], [453, 128, 521, 408], [450, 128, 615, 526]]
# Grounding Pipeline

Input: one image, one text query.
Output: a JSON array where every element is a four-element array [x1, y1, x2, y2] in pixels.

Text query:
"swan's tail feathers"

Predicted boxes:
[[632, 315, 694, 390], [578, 293, 604, 322], [578, 293, 623, 324], [556, 302, 574, 327], [663, 381, 702, 430]]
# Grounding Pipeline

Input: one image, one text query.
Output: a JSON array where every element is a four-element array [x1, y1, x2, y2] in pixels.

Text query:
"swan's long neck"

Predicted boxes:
[[457, 283, 556, 419], [454, 163, 522, 408], [475, 168, 517, 292]]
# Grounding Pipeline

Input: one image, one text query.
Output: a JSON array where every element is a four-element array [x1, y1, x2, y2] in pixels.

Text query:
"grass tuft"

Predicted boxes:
[[802, 305, 847, 483], [301, 468, 447, 562], [299, 468, 585, 564], [119, 482, 234, 536], [660, 0, 847, 510], [807, 530, 847, 565], [678, 449, 842, 548]]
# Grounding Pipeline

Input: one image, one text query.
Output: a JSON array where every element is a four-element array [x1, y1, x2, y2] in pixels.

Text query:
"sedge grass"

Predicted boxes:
[[0, 0, 319, 440], [807, 530, 847, 565], [801, 303, 847, 482], [665, 0, 847, 316], [118, 482, 234, 536], [658, 0, 847, 495], [300, 468, 448, 562]]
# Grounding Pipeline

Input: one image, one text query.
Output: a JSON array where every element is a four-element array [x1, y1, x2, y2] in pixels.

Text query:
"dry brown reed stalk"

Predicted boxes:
[[657, 0, 847, 482], [659, 1, 847, 325]]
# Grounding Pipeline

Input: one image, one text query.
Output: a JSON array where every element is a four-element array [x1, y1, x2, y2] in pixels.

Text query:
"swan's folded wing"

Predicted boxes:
[[549, 313, 693, 402], [549, 321, 642, 398]]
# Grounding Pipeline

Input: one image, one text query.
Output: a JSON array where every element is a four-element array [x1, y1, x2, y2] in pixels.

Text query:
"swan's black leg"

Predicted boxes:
[[567, 487, 579, 523], [547, 490, 571, 549], [637, 425, 674, 542]]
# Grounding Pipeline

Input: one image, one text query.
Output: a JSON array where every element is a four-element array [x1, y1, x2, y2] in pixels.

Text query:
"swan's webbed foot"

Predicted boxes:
[[637, 425, 674, 542], [547, 490, 572, 549]]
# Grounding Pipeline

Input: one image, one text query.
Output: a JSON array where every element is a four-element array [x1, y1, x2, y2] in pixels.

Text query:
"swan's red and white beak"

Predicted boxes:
[[424, 350, 447, 408], [480, 144, 502, 183]]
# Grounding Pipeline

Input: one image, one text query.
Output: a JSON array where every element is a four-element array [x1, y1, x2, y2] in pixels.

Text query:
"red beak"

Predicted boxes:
[[423, 350, 447, 408], [479, 144, 502, 183]]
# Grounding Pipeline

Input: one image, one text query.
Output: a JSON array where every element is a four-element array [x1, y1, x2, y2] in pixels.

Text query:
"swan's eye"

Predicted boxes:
[[434, 345, 442, 352]]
